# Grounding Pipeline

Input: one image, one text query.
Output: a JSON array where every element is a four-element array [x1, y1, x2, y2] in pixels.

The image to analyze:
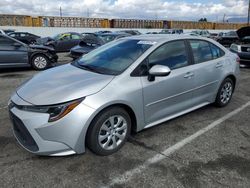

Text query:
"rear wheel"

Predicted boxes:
[[86, 107, 131, 156], [31, 54, 49, 70], [215, 78, 234, 107]]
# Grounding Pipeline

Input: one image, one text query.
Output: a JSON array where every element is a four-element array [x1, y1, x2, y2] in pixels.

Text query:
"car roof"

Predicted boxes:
[[126, 34, 210, 43]]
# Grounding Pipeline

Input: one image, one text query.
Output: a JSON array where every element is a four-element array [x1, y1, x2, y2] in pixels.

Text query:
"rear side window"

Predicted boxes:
[[189, 40, 213, 64], [72, 34, 81, 39], [148, 40, 188, 70], [20, 33, 27, 37], [9, 33, 16, 37], [210, 43, 225, 59]]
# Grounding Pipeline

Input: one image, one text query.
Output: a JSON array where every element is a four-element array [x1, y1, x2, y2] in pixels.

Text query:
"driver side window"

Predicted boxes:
[[60, 34, 71, 41], [148, 40, 188, 70], [0, 36, 15, 46]]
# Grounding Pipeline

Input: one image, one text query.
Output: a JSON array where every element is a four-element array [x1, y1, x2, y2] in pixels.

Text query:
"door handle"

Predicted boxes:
[[184, 72, 194, 78], [215, 63, 223, 68]]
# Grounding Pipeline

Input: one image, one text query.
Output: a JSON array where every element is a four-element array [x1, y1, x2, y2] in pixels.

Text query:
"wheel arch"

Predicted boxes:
[[88, 103, 138, 134], [30, 52, 49, 61], [76, 103, 138, 154], [224, 74, 237, 91]]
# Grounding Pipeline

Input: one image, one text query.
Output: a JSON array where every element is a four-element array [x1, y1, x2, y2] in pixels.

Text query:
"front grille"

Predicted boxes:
[[9, 111, 39, 152], [241, 46, 250, 53]]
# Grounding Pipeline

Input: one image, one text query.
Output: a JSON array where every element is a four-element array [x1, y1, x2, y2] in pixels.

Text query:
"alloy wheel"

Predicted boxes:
[[220, 82, 233, 104], [98, 115, 128, 150], [34, 56, 47, 69]]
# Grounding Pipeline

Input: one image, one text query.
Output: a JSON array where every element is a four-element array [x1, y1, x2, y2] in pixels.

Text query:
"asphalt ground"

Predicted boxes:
[[0, 54, 250, 188]]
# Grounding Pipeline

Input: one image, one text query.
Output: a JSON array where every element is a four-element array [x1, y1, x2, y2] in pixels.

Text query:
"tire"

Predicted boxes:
[[31, 54, 49, 70], [86, 107, 131, 156], [214, 78, 234, 107]]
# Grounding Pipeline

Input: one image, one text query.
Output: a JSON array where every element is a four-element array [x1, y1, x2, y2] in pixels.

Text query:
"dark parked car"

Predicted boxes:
[[159, 29, 183, 34], [70, 33, 130, 60], [117, 30, 141, 35], [36, 32, 83, 52], [146, 32, 159, 34], [230, 26, 250, 67], [0, 29, 15, 35], [8, 32, 40, 44], [216, 31, 239, 47], [95, 30, 112, 34], [0, 34, 58, 70], [191, 30, 210, 37]]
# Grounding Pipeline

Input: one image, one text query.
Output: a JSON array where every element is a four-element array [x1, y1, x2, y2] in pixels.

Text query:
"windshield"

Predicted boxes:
[[74, 39, 152, 75]]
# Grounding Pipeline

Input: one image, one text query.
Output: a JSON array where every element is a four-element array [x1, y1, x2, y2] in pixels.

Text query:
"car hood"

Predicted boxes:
[[237, 26, 250, 39], [36, 37, 54, 44], [16, 64, 114, 105], [29, 44, 55, 51]]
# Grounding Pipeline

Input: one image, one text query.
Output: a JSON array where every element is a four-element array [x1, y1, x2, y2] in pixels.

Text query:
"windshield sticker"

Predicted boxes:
[[137, 41, 157, 45]]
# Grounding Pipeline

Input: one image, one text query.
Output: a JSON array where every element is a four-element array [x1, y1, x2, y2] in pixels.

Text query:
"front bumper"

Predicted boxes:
[[9, 93, 95, 156]]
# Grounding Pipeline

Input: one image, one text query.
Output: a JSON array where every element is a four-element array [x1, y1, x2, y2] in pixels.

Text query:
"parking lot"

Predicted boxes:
[[0, 53, 250, 188]]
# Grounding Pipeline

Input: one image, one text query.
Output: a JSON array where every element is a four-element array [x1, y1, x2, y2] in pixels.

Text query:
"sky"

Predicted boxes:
[[0, 0, 248, 21]]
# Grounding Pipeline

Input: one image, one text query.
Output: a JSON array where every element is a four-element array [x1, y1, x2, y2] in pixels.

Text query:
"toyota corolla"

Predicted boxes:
[[9, 35, 240, 156]]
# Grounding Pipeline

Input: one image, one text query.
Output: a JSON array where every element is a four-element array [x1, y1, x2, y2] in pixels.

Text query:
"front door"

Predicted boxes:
[[0, 36, 28, 66], [141, 40, 196, 125]]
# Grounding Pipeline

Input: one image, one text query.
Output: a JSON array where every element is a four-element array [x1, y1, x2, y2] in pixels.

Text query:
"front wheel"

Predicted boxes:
[[86, 107, 131, 156], [31, 54, 49, 70], [215, 78, 234, 107]]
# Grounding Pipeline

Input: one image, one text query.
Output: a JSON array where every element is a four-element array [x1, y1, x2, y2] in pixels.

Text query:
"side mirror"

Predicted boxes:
[[12, 42, 22, 48], [148, 65, 171, 81]]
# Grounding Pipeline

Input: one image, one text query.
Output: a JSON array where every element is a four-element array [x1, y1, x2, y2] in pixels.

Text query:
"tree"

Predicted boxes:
[[199, 18, 208, 22]]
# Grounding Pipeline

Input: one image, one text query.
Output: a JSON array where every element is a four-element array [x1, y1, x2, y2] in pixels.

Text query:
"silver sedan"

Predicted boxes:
[[9, 35, 240, 156]]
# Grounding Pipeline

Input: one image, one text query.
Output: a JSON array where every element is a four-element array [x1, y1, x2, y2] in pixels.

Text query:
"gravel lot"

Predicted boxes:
[[0, 54, 250, 188]]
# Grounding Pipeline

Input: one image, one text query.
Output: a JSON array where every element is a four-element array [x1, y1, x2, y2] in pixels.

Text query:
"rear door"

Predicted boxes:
[[0, 36, 29, 66], [141, 40, 196, 125], [187, 40, 225, 105]]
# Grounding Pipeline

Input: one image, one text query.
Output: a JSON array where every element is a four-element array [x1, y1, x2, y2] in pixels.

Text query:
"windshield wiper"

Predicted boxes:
[[78, 64, 103, 74]]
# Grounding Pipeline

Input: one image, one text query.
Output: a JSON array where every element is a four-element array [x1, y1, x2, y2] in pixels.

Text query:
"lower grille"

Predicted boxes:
[[9, 111, 39, 152]]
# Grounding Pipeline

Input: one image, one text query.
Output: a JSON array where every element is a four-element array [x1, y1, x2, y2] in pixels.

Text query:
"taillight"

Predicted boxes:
[[236, 56, 240, 64]]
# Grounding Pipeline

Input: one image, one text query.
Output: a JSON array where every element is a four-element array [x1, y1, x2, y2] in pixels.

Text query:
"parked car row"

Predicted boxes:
[[1, 27, 250, 70]]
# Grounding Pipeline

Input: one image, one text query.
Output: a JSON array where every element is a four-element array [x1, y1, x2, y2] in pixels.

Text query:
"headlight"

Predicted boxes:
[[230, 44, 241, 52], [17, 98, 83, 122]]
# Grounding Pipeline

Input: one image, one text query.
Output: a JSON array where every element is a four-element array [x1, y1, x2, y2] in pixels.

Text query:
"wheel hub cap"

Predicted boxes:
[[98, 115, 127, 150], [220, 82, 233, 104], [34, 56, 47, 69]]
